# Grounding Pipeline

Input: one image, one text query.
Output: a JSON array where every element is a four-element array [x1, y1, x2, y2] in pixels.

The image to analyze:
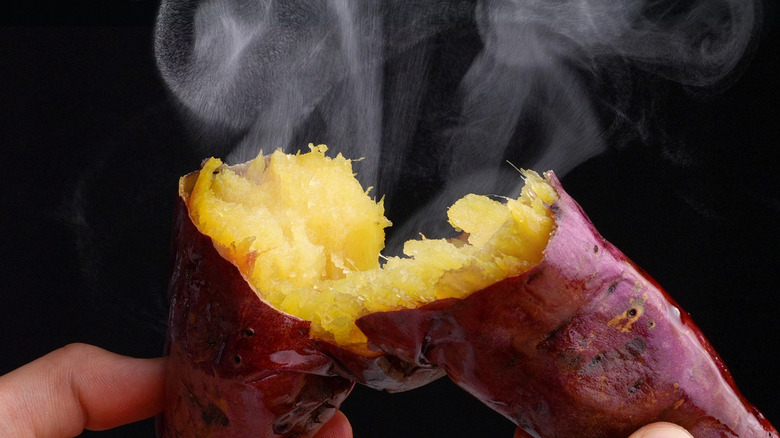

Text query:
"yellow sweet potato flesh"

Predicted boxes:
[[185, 145, 557, 349]]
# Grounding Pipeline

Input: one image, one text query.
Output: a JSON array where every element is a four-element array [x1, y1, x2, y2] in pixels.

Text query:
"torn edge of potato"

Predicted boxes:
[[181, 144, 558, 351]]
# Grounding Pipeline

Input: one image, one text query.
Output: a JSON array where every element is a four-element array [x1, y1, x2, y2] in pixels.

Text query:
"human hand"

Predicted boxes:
[[0, 343, 352, 438]]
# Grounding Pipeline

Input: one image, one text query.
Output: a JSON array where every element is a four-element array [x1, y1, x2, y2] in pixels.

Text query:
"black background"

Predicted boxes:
[[1, 1, 778, 437]]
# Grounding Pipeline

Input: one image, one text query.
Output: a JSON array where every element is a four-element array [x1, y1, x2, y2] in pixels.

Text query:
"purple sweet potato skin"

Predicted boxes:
[[357, 172, 778, 438]]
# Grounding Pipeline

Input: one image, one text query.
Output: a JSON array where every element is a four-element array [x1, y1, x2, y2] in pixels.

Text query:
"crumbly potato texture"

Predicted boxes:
[[184, 144, 557, 349]]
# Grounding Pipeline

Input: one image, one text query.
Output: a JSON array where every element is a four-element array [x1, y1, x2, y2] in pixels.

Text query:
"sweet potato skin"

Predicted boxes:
[[357, 172, 778, 438]]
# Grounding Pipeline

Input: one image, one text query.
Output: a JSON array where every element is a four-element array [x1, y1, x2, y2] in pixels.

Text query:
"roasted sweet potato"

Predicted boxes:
[[157, 146, 444, 438], [358, 171, 778, 438], [158, 145, 776, 438]]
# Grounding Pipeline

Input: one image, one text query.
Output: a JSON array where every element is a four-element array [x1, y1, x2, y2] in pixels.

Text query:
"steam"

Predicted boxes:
[[155, 0, 760, 249]]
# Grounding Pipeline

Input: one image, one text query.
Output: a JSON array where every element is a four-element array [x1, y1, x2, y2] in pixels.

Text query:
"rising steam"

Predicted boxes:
[[154, 0, 760, 250]]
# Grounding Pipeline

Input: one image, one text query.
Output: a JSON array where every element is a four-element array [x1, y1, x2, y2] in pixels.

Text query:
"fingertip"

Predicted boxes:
[[629, 422, 694, 438], [311, 410, 352, 438]]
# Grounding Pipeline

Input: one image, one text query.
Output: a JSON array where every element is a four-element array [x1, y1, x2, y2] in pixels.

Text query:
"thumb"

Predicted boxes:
[[628, 422, 694, 438], [0, 343, 165, 437]]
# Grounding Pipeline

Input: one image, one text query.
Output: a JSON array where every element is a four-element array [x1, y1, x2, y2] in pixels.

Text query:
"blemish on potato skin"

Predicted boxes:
[[557, 348, 584, 373], [580, 337, 646, 376], [525, 270, 541, 285], [201, 403, 230, 427], [624, 337, 646, 357], [588, 353, 604, 368], [628, 378, 644, 394], [607, 298, 645, 333], [241, 327, 255, 337]]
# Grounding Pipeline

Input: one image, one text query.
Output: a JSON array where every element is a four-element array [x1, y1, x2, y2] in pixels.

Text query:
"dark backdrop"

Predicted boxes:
[[1, 2, 778, 437]]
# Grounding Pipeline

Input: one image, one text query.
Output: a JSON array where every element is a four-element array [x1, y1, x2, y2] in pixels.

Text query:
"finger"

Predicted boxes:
[[310, 410, 353, 438], [513, 422, 694, 438], [628, 422, 694, 438], [0, 343, 166, 437]]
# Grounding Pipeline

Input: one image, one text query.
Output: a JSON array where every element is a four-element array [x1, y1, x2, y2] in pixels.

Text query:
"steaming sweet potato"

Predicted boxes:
[[157, 146, 446, 438], [158, 145, 776, 437], [357, 172, 778, 438], [157, 209, 354, 437]]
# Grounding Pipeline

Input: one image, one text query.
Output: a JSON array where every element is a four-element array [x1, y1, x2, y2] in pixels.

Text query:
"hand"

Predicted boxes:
[[0, 343, 352, 438]]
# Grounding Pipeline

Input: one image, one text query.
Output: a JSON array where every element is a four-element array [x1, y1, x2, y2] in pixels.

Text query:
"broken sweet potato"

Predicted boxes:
[[357, 172, 778, 438], [158, 145, 776, 437], [157, 146, 454, 437]]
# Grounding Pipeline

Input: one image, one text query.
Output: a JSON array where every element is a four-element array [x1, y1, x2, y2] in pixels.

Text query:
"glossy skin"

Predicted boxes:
[[158, 188, 441, 437], [357, 172, 778, 438], [157, 196, 353, 438]]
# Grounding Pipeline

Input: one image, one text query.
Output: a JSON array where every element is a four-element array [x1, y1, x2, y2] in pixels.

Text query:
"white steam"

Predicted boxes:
[[155, 0, 760, 248]]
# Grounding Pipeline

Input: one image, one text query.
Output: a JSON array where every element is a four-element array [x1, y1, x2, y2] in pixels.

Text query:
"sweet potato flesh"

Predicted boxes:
[[185, 145, 557, 349]]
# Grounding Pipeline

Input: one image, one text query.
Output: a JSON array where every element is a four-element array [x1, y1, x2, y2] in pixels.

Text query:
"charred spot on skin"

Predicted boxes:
[[593, 245, 599, 253], [607, 282, 618, 295], [202, 403, 229, 427], [232, 354, 242, 365]]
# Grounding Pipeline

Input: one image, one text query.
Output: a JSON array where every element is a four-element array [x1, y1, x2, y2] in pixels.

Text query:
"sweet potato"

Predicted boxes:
[[357, 172, 778, 438], [157, 205, 354, 437], [157, 146, 446, 438], [158, 145, 776, 437]]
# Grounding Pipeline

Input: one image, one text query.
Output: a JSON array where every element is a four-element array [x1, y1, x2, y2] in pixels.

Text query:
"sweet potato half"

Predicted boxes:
[[157, 145, 776, 438]]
